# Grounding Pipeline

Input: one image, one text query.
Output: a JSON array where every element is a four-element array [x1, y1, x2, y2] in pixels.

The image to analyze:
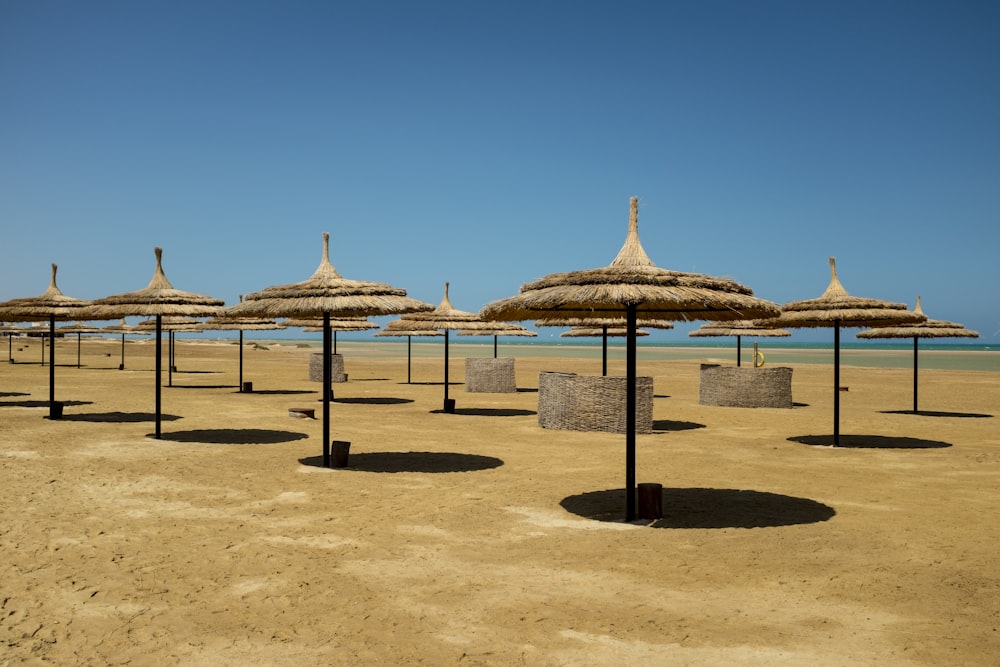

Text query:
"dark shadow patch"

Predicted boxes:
[[0, 399, 93, 408], [517, 387, 539, 393], [654, 394, 671, 399], [155, 429, 309, 444], [244, 389, 315, 395], [561, 487, 836, 528], [333, 397, 414, 405], [652, 419, 706, 432], [169, 370, 219, 375], [298, 451, 504, 473], [352, 377, 391, 382], [61, 411, 182, 423], [169, 384, 237, 390], [793, 402, 810, 407], [789, 434, 951, 449], [0, 391, 30, 397], [443, 407, 536, 417], [881, 409, 992, 419]]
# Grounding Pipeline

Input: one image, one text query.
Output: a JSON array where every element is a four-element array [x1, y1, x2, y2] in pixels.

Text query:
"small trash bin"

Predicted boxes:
[[331, 441, 351, 468], [48, 401, 64, 420], [637, 483, 663, 520]]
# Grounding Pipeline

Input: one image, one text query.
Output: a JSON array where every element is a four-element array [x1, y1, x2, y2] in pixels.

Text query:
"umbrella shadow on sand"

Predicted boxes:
[[299, 451, 504, 473], [332, 397, 414, 405], [156, 429, 309, 444], [561, 488, 836, 528], [60, 411, 182, 423], [244, 389, 315, 396], [0, 399, 92, 409], [880, 409, 992, 419], [789, 434, 952, 449], [652, 419, 706, 432], [0, 391, 31, 398], [429, 407, 536, 417]]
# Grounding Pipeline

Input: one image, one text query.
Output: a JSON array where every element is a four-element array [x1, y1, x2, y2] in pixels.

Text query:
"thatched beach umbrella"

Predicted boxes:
[[282, 316, 378, 354], [201, 310, 283, 391], [770, 257, 925, 445], [456, 321, 537, 358], [857, 296, 978, 412], [537, 316, 674, 376], [101, 319, 147, 370], [0, 264, 92, 418], [85, 248, 224, 438], [374, 320, 443, 384], [136, 316, 205, 387], [689, 320, 791, 367], [481, 197, 780, 521], [57, 321, 102, 368], [394, 282, 498, 412], [224, 232, 433, 467]]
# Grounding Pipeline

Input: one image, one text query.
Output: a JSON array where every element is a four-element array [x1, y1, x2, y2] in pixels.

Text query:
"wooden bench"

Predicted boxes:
[[288, 407, 316, 419]]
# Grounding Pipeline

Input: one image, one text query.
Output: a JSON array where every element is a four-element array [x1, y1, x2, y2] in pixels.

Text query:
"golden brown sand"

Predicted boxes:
[[2, 337, 998, 665]]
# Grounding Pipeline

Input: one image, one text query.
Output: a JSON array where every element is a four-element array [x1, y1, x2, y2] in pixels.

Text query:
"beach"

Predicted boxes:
[[2, 337, 998, 665]]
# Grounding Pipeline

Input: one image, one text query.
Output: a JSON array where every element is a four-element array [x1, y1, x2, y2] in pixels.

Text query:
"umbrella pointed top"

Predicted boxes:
[[609, 197, 655, 269], [402, 282, 496, 330], [309, 232, 344, 282], [820, 257, 849, 299], [146, 248, 175, 291]]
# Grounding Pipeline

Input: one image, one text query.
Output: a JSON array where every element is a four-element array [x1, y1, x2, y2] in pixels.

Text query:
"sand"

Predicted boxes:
[[1, 337, 998, 666]]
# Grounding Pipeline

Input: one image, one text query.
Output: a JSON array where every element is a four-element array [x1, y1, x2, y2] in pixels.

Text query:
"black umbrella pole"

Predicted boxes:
[[239, 330, 244, 391], [625, 305, 637, 522], [444, 330, 452, 412], [323, 313, 332, 467], [833, 323, 840, 447], [407, 336, 412, 384], [913, 337, 919, 413], [77, 333, 82, 368], [119, 333, 125, 370], [155, 316, 162, 438], [736, 336, 742, 367], [48, 315, 57, 418], [602, 327, 608, 377]]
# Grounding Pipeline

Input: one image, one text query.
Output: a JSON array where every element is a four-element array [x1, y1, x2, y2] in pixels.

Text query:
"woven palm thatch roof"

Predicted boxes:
[[857, 297, 978, 340], [57, 321, 103, 334], [0, 264, 92, 321], [398, 282, 495, 330], [135, 316, 204, 332], [773, 258, 925, 329], [226, 233, 432, 319], [201, 316, 283, 332], [457, 322, 537, 337], [374, 321, 444, 337], [101, 319, 145, 335], [481, 198, 780, 323], [535, 316, 674, 331], [689, 320, 791, 338], [282, 317, 378, 333], [85, 248, 224, 319], [562, 326, 650, 338]]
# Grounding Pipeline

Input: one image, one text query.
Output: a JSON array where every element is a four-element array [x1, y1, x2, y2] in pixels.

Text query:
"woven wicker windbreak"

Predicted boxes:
[[309, 353, 347, 383], [465, 357, 516, 393], [699, 364, 793, 408], [537, 371, 654, 434]]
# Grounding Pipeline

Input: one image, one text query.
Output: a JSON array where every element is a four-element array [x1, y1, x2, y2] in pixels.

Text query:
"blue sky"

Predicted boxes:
[[2, 1, 998, 342]]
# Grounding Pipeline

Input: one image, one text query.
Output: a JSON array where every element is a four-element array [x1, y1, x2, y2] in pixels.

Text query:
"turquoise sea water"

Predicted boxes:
[[253, 337, 1000, 373]]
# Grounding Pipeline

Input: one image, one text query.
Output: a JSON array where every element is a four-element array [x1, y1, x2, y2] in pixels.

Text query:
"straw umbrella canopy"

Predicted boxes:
[[0, 264, 92, 417], [101, 319, 147, 370], [481, 196, 780, 521], [857, 296, 979, 412], [536, 315, 674, 376], [393, 282, 498, 412], [689, 320, 791, 367], [84, 247, 225, 438], [1, 322, 18, 363], [201, 312, 284, 391], [456, 321, 537, 358], [374, 320, 444, 384], [224, 232, 433, 467], [282, 316, 378, 353], [770, 257, 926, 445], [57, 321, 103, 368]]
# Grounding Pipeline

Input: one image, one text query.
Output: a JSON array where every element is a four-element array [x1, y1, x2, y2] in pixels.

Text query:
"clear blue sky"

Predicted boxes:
[[2, 1, 998, 342]]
